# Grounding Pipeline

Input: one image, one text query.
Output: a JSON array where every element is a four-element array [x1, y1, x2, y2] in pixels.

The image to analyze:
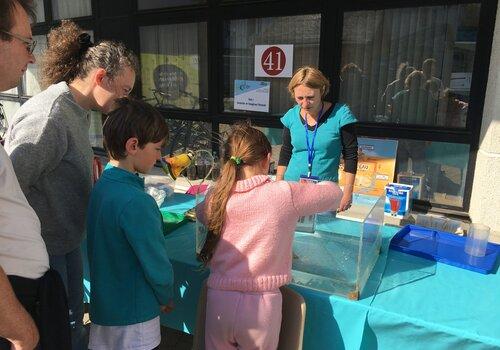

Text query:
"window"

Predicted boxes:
[[339, 4, 480, 128], [24, 34, 47, 97], [0, 100, 21, 135], [223, 15, 321, 116], [140, 23, 209, 110], [1, 0, 491, 213], [164, 119, 212, 156], [34, 0, 45, 23], [219, 124, 283, 174], [52, 0, 91, 19], [89, 111, 104, 149], [396, 139, 469, 207], [0, 88, 18, 96]]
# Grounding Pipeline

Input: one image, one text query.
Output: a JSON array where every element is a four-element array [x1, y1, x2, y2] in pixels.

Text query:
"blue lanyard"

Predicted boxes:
[[302, 103, 323, 177]]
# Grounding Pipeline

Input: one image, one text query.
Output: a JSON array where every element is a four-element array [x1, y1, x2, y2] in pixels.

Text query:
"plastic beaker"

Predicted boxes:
[[464, 223, 490, 257], [389, 197, 401, 216]]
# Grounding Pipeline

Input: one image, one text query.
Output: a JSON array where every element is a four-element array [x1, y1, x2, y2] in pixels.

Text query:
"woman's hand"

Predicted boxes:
[[275, 166, 286, 181], [337, 172, 355, 212], [337, 191, 353, 212]]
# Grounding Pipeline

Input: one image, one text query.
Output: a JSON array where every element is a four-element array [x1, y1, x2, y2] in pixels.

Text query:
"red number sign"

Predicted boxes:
[[261, 46, 286, 76]]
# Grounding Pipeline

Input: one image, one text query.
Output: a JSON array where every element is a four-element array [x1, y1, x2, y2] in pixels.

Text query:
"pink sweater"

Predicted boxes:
[[196, 175, 343, 292]]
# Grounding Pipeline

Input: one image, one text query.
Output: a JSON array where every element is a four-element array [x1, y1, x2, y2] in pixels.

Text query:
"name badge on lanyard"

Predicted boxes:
[[302, 104, 323, 178], [299, 174, 320, 184]]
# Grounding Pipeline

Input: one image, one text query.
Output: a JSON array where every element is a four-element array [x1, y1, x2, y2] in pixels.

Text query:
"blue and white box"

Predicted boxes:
[[384, 183, 413, 218]]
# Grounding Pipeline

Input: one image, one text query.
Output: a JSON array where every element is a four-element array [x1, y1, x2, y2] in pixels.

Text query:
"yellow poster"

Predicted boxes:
[[140, 53, 200, 109], [339, 137, 398, 196]]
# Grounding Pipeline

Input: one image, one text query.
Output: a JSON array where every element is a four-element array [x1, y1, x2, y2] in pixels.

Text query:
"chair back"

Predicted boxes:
[[277, 285, 306, 350]]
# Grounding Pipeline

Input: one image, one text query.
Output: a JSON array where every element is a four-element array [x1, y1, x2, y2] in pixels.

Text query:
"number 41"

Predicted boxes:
[[263, 51, 283, 71]]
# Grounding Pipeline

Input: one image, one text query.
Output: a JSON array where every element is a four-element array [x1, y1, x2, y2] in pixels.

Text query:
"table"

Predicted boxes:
[[83, 193, 500, 349]]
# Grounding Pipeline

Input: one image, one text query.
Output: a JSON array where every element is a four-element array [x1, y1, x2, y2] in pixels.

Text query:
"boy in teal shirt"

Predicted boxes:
[[87, 98, 173, 350]]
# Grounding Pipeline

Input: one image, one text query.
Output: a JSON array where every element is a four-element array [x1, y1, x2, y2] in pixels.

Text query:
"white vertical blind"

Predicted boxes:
[[52, 0, 91, 19]]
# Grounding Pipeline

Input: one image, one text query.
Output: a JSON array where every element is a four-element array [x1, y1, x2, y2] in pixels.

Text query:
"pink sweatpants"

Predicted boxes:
[[205, 288, 282, 350]]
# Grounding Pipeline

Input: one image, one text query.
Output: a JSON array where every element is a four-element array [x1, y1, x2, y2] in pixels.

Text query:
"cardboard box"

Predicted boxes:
[[384, 183, 413, 218], [339, 137, 398, 196]]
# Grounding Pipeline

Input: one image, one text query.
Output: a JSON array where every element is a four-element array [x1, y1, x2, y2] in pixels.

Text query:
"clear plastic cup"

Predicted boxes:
[[464, 223, 490, 257]]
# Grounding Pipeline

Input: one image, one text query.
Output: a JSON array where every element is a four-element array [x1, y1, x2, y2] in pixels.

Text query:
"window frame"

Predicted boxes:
[[0, 0, 496, 214], [328, 0, 496, 213]]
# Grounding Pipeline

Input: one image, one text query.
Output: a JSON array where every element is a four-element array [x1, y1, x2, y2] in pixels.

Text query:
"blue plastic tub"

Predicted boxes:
[[390, 225, 500, 274]]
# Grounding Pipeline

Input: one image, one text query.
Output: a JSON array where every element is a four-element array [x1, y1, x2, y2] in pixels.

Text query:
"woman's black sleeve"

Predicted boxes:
[[341, 123, 358, 174], [278, 126, 292, 166]]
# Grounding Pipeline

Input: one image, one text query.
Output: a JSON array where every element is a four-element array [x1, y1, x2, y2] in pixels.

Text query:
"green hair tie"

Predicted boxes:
[[230, 156, 242, 165]]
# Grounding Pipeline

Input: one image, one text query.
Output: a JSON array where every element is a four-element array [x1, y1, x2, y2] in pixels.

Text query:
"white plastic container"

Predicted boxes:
[[464, 223, 490, 257]]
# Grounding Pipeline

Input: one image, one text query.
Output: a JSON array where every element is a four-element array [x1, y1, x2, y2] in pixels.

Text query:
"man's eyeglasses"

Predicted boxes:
[[0, 30, 37, 54]]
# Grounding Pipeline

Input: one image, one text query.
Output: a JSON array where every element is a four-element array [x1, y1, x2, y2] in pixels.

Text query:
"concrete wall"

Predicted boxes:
[[469, 2, 500, 241]]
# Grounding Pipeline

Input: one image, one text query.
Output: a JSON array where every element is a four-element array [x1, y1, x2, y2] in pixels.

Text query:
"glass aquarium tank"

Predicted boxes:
[[291, 194, 385, 300]]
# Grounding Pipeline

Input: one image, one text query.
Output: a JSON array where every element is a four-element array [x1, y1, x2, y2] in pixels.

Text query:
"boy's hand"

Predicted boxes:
[[160, 300, 175, 313]]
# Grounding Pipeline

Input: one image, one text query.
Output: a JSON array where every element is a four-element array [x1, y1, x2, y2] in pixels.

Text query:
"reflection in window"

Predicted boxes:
[[163, 119, 212, 157], [223, 15, 321, 115], [138, 0, 205, 10], [340, 4, 480, 128], [396, 139, 469, 207], [140, 23, 208, 110], [52, 0, 91, 19]]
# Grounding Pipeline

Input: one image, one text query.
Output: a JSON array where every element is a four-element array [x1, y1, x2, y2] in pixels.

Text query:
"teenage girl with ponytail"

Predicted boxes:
[[4, 20, 138, 350], [196, 123, 343, 350]]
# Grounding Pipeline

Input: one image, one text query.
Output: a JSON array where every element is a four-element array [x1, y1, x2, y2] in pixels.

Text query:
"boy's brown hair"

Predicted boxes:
[[103, 98, 169, 160]]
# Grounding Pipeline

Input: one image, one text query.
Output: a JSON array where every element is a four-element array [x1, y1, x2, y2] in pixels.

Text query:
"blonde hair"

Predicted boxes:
[[287, 66, 330, 99], [199, 123, 272, 264]]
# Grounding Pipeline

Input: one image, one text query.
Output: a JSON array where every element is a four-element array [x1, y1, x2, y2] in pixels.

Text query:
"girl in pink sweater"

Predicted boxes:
[[196, 124, 343, 350]]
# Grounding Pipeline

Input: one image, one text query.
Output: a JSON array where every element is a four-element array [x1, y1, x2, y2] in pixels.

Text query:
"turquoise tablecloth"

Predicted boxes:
[[160, 223, 500, 349], [84, 193, 500, 349]]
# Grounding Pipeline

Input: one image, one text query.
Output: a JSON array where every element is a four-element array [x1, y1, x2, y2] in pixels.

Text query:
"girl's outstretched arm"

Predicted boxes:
[[288, 181, 343, 217]]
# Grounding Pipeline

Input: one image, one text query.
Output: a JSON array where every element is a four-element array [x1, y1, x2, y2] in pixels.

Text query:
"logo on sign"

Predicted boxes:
[[261, 46, 286, 76]]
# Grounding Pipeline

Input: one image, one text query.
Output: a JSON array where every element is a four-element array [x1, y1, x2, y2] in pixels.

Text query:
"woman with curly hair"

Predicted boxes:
[[4, 20, 138, 350]]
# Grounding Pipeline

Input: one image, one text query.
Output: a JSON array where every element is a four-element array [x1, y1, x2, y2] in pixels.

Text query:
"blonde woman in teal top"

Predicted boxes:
[[277, 66, 358, 212]]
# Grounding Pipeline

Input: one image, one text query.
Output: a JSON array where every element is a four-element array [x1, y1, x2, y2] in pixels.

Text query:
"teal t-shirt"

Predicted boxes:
[[280, 103, 357, 182]]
